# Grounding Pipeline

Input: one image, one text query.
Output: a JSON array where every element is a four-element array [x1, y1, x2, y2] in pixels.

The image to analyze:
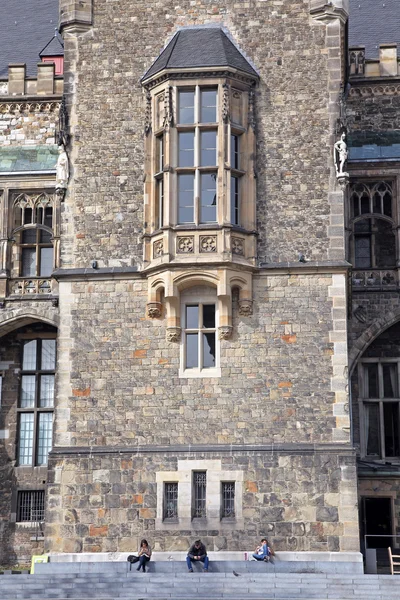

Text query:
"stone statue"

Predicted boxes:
[[334, 132, 348, 177], [56, 144, 69, 191]]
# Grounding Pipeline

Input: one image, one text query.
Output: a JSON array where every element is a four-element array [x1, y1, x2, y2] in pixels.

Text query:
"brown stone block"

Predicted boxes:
[[139, 508, 156, 519], [281, 334, 297, 343], [278, 381, 292, 388], [89, 525, 109, 537], [133, 349, 147, 358], [72, 387, 91, 397], [133, 494, 143, 504], [245, 481, 258, 493]]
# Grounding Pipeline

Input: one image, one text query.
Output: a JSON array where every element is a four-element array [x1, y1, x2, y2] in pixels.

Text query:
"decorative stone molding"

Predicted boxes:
[[144, 90, 152, 136], [163, 86, 173, 129], [238, 298, 253, 316], [166, 326, 181, 342], [310, 0, 349, 24], [147, 302, 162, 319], [232, 237, 244, 256], [153, 239, 164, 258], [349, 84, 400, 98], [248, 88, 256, 131], [218, 326, 233, 340], [177, 236, 194, 254], [222, 83, 230, 123], [199, 236, 217, 253], [0, 101, 60, 115]]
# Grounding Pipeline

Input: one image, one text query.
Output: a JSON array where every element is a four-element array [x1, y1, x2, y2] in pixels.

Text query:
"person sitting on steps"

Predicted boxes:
[[129, 539, 152, 572], [252, 538, 275, 563], [186, 539, 209, 572]]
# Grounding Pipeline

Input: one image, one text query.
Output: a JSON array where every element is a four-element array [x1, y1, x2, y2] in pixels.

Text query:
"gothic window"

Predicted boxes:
[[11, 193, 56, 281], [349, 182, 396, 269], [17, 337, 56, 466], [360, 359, 400, 458]]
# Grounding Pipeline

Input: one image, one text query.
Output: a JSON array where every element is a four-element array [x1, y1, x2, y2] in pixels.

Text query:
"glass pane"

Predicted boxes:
[[373, 192, 381, 214], [354, 236, 371, 269], [37, 412, 53, 465], [230, 176, 239, 225], [365, 403, 380, 456], [202, 305, 215, 329], [24, 208, 33, 225], [384, 402, 400, 457], [20, 375, 36, 408], [42, 339, 56, 370], [178, 174, 195, 223], [375, 219, 396, 268], [200, 131, 217, 166], [361, 194, 370, 214], [156, 179, 164, 229], [22, 229, 36, 243], [18, 413, 34, 465], [352, 194, 360, 217], [40, 247, 53, 277], [200, 173, 217, 223], [366, 364, 379, 398], [383, 192, 392, 217], [185, 333, 198, 369], [178, 132, 195, 167], [23, 340, 37, 370], [40, 375, 55, 408], [22, 248, 36, 277], [200, 89, 217, 122], [40, 229, 52, 243], [44, 207, 53, 228], [231, 135, 239, 169], [383, 364, 398, 397], [178, 90, 195, 124], [203, 332, 216, 368], [186, 305, 199, 329], [156, 136, 164, 173]]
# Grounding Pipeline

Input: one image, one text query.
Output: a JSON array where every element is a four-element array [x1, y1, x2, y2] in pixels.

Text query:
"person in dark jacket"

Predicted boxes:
[[186, 539, 209, 572]]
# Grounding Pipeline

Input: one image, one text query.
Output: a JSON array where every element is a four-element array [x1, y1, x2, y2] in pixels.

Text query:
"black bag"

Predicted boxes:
[[127, 555, 140, 563]]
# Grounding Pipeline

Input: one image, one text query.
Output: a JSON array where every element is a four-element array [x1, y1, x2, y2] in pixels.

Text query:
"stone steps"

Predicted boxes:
[[2, 570, 400, 599]]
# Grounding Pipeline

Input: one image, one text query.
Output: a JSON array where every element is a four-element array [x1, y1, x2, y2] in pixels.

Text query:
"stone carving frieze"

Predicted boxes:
[[232, 237, 244, 256], [0, 101, 60, 115], [349, 84, 400, 98], [153, 239, 164, 258], [199, 236, 217, 253], [177, 236, 194, 253]]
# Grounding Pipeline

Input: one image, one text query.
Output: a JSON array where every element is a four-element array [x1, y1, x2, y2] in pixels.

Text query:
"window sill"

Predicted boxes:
[[179, 367, 221, 379]]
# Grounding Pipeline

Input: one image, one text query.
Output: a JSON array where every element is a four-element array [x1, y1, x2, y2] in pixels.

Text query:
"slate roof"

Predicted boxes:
[[349, 0, 400, 58], [142, 27, 258, 83], [0, 146, 58, 173], [0, 0, 61, 78]]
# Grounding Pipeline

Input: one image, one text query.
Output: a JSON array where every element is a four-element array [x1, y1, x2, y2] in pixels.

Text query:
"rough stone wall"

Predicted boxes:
[[55, 273, 340, 449], [60, 0, 342, 268], [45, 449, 358, 554], [0, 105, 58, 147], [347, 87, 400, 132]]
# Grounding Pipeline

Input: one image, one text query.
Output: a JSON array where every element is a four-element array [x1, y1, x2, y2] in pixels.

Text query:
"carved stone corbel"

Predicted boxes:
[[218, 326, 233, 340], [144, 90, 152, 136], [222, 83, 230, 123], [238, 298, 253, 316], [166, 326, 181, 342], [147, 301, 162, 318]]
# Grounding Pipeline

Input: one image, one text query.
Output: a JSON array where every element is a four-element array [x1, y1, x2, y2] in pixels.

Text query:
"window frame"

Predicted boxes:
[[359, 358, 400, 459], [221, 481, 235, 519], [192, 470, 207, 520], [16, 489, 45, 523], [163, 482, 179, 521], [17, 336, 56, 467], [179, 294, 221, 378]]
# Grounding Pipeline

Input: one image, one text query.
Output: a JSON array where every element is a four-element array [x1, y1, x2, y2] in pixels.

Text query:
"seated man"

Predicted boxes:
[[252, 538, 275, 562], [186, 539, 209, 572]]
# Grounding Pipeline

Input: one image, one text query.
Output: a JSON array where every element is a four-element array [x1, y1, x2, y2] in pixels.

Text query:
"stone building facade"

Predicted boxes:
[[4, 0, 398, 568]]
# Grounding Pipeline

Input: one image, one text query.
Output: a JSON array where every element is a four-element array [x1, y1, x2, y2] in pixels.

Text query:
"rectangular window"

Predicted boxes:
[[39, 247, 53, 277], [178, 174, 195, 223], [17, 490, 45, 522], [200, 131, 217, 166], [163, 482, 178, 520], [221, 482, 235, 518], [193, 471, 206, 518], [200, 173, 217, 223], [200, 89, 217, 122], [156, 179, 164, 230], [184, 304, 216, 372], [156, 136, 164, 173], [178, 90, 195, 124], [22, 248, 36, 277], [362, 361, 400, 458], [17, 338, 56, 466], [178, 131, 195, 167], [231, 135, 239, 169], [230, 176, 239, 225]]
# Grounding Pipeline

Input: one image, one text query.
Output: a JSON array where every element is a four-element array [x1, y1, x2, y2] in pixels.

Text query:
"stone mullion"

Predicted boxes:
[[217, 83, 226, 225]]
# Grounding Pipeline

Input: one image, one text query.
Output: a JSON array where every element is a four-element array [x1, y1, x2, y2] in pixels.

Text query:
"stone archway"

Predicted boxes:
[[349, 308, 400, 374], [0, 307, 59, 339]]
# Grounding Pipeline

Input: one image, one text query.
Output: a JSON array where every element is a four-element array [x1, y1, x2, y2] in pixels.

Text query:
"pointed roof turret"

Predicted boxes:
[[142, 26, 258, 84]]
